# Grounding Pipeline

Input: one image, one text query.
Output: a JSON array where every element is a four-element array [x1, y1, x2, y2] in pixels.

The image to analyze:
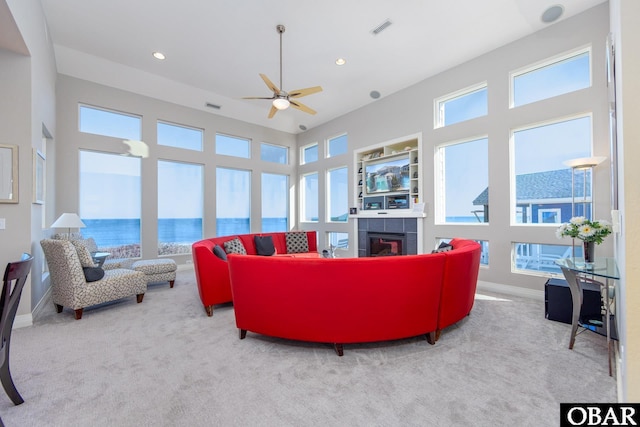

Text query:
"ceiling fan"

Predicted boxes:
[[243, 25, 322, 119]]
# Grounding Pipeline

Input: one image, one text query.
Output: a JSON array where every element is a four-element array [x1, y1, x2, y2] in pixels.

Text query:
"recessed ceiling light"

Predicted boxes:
[[335, 58, 346, 66], [152, 51, 166, 60], [541, 5, 564, 23]]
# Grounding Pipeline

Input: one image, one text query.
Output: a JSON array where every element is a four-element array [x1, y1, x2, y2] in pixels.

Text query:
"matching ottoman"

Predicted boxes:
[[132, 259, 177, 288]]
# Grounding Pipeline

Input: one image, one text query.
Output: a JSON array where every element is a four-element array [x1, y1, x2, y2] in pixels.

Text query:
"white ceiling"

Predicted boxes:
[[40, 0, 606, 134]]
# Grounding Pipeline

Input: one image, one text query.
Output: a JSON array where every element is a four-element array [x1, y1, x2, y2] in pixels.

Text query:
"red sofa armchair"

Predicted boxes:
[[227, 238, 481, 355], [192, 231, 318, 316]]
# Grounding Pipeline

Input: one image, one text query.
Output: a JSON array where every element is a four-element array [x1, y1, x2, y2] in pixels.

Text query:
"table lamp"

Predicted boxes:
[[50, 213, 86, 239]]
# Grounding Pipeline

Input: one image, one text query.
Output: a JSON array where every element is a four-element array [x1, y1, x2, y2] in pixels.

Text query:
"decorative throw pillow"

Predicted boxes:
[[70, 239, 97, 267], [254, 236, 275, 256], [286, 232, 309, 254], [432, 242, 453, 254], [212, 244, 228, 261], [82, 266, 105, 282], [223, 237, 247, 255]]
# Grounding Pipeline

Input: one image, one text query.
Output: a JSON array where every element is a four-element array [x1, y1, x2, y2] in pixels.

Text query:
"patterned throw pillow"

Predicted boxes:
[[70, 239, 97, 267], [286, 232, 309, 254], [223, 237, 247, 255]]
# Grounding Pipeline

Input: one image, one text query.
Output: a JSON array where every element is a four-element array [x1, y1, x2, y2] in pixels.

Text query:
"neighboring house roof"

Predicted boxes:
[[473, 169, 591, 206]]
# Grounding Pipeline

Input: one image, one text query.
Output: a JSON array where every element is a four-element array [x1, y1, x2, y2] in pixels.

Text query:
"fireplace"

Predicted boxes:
[[367, 232, 407, 257]]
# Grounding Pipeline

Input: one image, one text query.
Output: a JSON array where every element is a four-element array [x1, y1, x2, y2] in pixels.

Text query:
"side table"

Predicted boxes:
[[555, 257, 619, 376], [90, 251, 111, 268]]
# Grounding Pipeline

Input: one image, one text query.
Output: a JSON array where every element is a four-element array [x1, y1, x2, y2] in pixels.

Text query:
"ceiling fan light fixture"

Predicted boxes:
[[273, 98, 290, 110]]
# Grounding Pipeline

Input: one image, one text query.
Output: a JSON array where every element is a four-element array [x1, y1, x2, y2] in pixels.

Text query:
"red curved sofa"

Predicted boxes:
[[227, 238, 481, 355], [192, 231, 318, 316]]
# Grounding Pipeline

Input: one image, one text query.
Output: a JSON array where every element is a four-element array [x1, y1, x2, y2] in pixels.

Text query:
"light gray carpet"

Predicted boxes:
[[0, 268, 616, 426]]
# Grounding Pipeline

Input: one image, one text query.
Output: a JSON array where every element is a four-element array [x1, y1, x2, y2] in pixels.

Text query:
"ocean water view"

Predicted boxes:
[[445, 215, 485, 223], [83, 217, 288, 247]]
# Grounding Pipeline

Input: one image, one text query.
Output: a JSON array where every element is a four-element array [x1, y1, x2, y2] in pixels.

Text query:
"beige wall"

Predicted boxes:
[[0, 0, 56, 321], [299, 4, 611, 296], [611, 0, 640, 403]]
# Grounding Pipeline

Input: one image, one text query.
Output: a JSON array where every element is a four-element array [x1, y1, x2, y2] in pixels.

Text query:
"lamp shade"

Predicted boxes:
[[563, 156, 607, 170], [51, 213, 86, 229]]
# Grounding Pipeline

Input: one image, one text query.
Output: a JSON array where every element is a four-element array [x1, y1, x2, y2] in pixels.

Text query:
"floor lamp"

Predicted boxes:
[[563, 156, 606, 258]]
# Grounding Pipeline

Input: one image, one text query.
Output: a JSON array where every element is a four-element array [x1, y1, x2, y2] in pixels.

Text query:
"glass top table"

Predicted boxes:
[[555, 257, 619, 280], [555, 256, 619, 376]]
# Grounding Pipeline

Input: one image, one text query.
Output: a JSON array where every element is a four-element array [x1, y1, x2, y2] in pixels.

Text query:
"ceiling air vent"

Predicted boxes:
[[371, 19, 392, 35], [205, 102, 221, 110]]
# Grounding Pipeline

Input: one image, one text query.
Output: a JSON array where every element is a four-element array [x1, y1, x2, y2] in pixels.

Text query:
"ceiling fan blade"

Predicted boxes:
[[289, 100, 317, 115], [267, 105, 279, 119], [242, 96, 275, 100], [288, 86, 323, 98], [259, 74, 280, 93]]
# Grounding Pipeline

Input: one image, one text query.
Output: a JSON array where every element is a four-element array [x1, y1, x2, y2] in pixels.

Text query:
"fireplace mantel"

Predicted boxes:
[[349, 211, 426, 219]]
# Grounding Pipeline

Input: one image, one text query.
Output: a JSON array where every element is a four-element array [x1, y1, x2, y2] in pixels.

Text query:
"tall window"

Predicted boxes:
[[436, 137, 489, 224], [262, 173, 289, 232], [512, 115, 592, 224], [301, 172, 318, 222], [327, 167, 348, 222], [216, 134, 250, 158], [157, 121, 203, 151], [79, 150, 141, 257], [301, 143, 318, 164], [79, 105, 141, 140], [158, 161, 203, 255], [216, 168, 251, 236], [260, 142, 288, 164], [435, 83, 487, 128], [511, 49, 590, 107], [328, 134, 347, 157]]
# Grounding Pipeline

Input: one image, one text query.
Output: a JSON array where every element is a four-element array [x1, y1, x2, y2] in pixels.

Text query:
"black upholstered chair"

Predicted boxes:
[[0, 253, 33, 408]]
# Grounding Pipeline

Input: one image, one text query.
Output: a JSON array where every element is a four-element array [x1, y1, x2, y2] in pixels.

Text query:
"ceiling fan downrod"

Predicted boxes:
[[277, 24, 285, 94]]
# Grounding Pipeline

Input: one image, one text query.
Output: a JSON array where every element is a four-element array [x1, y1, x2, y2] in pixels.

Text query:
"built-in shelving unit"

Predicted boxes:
[[354, 135, 422, 215]]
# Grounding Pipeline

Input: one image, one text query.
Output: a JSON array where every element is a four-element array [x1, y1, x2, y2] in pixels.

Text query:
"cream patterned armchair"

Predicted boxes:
[[41, 239, 147, 319]]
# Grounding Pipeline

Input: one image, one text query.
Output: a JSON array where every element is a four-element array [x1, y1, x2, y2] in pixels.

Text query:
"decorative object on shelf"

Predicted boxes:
[[51, 213, 86, 239], [358, 192, 362, 198], [413, 156, 418, 163], [349, 207, 357, 215], [413, 171, 418, 178], [556, 216, 612, 263], [412, 186, 418, 193], [358, 167, 362, 173], [358, 179, 362, 185]]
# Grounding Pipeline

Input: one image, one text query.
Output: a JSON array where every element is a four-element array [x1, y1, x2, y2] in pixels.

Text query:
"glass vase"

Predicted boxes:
[[583, 241, 595, 264]]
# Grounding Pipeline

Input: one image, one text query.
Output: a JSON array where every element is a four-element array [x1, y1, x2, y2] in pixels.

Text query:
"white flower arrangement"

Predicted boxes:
[[556, 216, 612, 244]]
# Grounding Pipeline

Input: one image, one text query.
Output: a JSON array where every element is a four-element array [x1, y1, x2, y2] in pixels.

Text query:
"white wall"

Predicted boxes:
[[610, 0, 640, 403], [0, 0, 57, 321], [298, 4, 611, 295]]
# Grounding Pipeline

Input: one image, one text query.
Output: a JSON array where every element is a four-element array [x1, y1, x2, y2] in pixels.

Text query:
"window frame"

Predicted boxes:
[[215, 133, 251, 159], [434, 82, 488, 129], [509, 113, 593, 227], [301, 142, 319, 165], [434, 135, 489, 225], [261, 172, 289, 232], [327, 133, 348, 158], [78, 104, 142, 140], [300, 171, 319, 223], [326, 166, 349, 223], [509, 46, 592, 108], [157, 120, 203, 152], [260, 142, 289, 164]]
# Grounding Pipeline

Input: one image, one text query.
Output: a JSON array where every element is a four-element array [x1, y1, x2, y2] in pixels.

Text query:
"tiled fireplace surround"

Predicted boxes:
[[357, 217, 418, 257]]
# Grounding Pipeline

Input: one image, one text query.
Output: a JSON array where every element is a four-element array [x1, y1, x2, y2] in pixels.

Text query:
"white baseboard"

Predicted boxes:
[[477, 280, 545, 301], [14, 286, 52, 329]]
